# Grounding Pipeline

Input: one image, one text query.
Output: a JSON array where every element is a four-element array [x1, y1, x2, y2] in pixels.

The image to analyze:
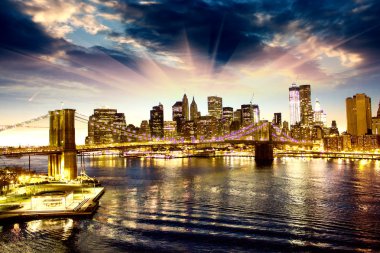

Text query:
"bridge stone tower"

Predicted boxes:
[[48, 109, 77, 180], [255, 123, 274, 165]]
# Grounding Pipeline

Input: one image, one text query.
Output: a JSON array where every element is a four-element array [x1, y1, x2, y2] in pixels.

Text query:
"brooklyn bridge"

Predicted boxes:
[[0, 109, 313, 181]]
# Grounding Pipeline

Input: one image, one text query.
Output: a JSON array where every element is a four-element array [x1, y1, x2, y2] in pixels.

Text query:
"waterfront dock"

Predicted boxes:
[[0, 184, 104, 222]]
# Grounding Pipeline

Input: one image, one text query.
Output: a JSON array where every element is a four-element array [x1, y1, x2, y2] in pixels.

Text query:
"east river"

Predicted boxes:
[[1, 156, 380, 252]]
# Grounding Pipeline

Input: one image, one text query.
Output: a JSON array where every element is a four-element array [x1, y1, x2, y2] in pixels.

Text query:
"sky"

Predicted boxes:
[[1, 0, 380, 145]]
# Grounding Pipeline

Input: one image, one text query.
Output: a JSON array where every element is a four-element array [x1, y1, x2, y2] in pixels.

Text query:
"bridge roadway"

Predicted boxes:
[[2, 142, 377, 160], [0, 140, 313, 156]]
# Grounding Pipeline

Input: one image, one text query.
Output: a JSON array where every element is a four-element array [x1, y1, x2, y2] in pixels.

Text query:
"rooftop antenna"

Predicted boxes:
[[250, 92, 254, 105]]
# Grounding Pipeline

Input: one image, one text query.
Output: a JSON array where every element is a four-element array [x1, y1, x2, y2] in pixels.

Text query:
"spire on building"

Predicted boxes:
[[190, 96, 198, 121], [182, 94, 189, 121]]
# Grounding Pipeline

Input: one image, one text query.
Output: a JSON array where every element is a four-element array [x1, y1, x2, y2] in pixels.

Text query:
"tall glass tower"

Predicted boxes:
[[289, 83, 300, 126]]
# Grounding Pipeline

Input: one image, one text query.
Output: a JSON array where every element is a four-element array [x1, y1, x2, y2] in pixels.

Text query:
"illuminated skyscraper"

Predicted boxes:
[[222, 107, 233, 135], [196, 116, 218, 139], [241, 104, 253, 126], [150, 103, 164, 138], [273, 113, 282, 127], [299, 84, 313, 126], [172, 101, 184, 134], [190, 97, 199, 121], [314, 98, 327, 126], [222, 107, 233, 121], [208, 96, 223, 119], [329, 120, 339, 136], [253, 104, 260, 124], [346, 93, 372, 136], [372, 101, 380, 135], [289, 83, 300, 126], [172, 101, 183, 121], [233, 109, 242, 125], [85, 108, 127, 144], [139, 120, 150, 139], [182, 94, 189, 121], [164, 121, 177, 139]]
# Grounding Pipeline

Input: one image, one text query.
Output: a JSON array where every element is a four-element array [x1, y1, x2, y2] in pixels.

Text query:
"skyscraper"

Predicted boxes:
[[299, 84, 313, 126], [222, 107, 234, 121], [253, 104, 260, 124], [372, 101, 380, 135], [139, 120, 150, 140], [190, 97, 199, 121], [329, 120, 339, 136], [241, 104, 253, 126], [172, 101, 183, 134], [222, 107, 234, 135], [182, 94, 189, 121], [314, 98, 327, 126], [150, 103, 164, 138], [346, 93, 372, 136], [289, 83, 300, 126], [208, 96, 223, 119], [85, 108, 127, 144], [273, 113, 282, 127], [172, 101, 183, 121]]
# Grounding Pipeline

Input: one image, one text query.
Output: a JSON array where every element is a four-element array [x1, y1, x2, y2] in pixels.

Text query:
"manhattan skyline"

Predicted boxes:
[[1, 0, 380, 145]]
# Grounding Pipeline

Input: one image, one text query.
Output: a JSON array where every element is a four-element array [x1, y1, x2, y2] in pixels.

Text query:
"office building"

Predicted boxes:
[[172, 101, 184, 134], [346, 93, 372, 136], [314, 98, 327, 126], [172, 101, 183, 121], [190, 97, 200, 121], [86, 108, 127, 144], [150, 103, 164, 138], [139, 120, 150, 140], [289, 83, 300, 126], [253, 104, 260, 124], [273, 113, 282, 127], [282, 121, 289, 136], [222, 107, 233, 135], [208, 96, 223, 119], [196, 116, 218, 139], [182, 94, 189, 121], [372, 101, 380, 135], [329, 120, 339, 136], [241, 104, 253, 126], [299, 84, 313, 126], [222, 107, 233, 122], [164, 121, 177, 139], [182, 121, 196, 140], [233, 109, 242, 125]]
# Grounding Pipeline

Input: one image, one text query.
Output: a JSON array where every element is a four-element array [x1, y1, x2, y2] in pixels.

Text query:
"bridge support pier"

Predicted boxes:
[[48, 109, 77, 181], [254, 143, 274, 165]]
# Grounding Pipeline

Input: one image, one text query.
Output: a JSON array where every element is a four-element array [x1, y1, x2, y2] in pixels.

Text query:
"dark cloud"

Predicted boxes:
[[116, 0, 294, 70], [292, 0, 380, 69], [66, 45, 142, 73], [110, 0, 380, 74], [0, 0, 60, 56]]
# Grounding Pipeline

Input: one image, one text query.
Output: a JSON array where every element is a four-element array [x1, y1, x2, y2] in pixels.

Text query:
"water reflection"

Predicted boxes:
[[1, 157, 380, 252]]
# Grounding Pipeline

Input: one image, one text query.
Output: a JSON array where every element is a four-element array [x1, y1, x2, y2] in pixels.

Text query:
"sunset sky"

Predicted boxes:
[[1, 0, 380, 145]]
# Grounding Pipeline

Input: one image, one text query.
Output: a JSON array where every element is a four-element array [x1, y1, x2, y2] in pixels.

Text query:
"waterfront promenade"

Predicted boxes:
[[0, 183, 104, 221]]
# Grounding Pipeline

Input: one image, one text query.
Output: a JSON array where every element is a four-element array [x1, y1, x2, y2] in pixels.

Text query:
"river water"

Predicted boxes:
[[1, 156, 380, 252]]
